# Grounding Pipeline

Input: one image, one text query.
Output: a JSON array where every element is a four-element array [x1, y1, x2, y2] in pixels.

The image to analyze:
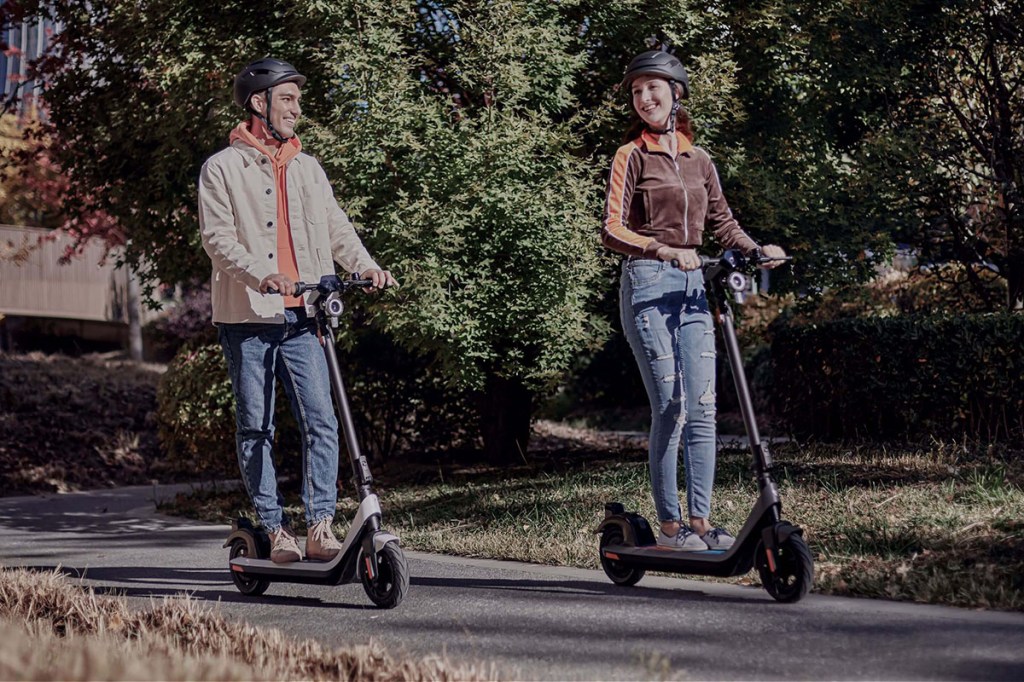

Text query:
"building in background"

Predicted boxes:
[[0, 14, 160, 358], [0, 225, 162, 355], [1, 11, 59, 120]]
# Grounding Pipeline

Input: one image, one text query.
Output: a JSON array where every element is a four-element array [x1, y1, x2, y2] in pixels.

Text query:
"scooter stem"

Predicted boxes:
[[717, 299, 774, 478], [319, 321, 376, 503]]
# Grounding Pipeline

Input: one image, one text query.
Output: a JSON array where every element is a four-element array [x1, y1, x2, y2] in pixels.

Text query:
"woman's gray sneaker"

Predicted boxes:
[[657, 525, 707, 551], [700, 527, 735, 550]]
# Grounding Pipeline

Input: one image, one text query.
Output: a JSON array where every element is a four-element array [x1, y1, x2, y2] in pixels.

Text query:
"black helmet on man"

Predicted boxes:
[[233, 58, 306, 142], [620, 50, 689, 99], [233, 58, 306, 110]]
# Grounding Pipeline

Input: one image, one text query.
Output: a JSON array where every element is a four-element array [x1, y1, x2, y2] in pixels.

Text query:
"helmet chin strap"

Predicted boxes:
[[647, 79, 682, 136], [252, 86, 290, 143]]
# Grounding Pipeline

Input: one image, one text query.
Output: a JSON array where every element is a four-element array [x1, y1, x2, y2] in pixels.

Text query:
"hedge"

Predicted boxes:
[[769, 313, 1024, 441]]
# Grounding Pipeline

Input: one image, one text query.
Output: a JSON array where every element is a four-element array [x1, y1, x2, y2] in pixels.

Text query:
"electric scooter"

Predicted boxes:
[[223, 274, 409, 609], [596, 250, 814, 603]]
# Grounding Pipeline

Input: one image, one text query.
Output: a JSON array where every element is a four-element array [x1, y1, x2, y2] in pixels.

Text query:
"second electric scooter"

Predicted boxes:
[[596, 250, 814, 603], [223, 274, 409, 608]]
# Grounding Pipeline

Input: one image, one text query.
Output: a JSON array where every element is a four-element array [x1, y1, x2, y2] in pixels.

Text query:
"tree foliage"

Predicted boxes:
[[1, 0, 620, 459], [4, 0, 1022, 458]]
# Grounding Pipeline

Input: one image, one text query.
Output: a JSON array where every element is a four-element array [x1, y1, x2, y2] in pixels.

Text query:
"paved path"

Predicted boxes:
[[1, 485, 1022, 680]]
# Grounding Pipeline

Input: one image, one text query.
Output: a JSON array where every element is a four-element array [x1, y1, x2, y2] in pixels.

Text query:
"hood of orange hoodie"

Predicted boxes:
[[229, 121, 301, 167]]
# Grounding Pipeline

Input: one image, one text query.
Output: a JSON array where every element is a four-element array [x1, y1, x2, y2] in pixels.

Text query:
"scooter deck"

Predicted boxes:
[[602, 543, 752, 577], [231, 555, 344, 578], [603, 544, 728, 559]]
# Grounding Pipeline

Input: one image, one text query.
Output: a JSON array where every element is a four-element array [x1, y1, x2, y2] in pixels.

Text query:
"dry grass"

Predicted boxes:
[[163, 430, 1024, 611], [0, 567, 498, 681]]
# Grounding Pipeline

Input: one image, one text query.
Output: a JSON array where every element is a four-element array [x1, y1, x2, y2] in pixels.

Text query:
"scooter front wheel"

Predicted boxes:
[[361, 542, 409, 609], [599, 525, 645, 587], [228, 537, 270, 597], [756, 533, 813, 603]]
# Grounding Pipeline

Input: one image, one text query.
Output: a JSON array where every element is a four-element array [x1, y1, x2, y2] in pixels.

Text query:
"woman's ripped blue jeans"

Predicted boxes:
[[620, 259, 717, 522], [218, 307, 340, 534]]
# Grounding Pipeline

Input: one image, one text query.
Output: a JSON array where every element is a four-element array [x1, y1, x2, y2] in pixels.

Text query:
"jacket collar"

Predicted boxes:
[[639, 129, 693, 156]]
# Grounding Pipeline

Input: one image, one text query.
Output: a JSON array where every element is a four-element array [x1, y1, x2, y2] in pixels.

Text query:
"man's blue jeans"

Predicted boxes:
[[620, 260, 717, 522], [218, 307, 339, 533]]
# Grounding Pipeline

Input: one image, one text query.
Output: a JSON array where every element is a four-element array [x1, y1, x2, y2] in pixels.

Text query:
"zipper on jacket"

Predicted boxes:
[[674, 157, 689, 244]]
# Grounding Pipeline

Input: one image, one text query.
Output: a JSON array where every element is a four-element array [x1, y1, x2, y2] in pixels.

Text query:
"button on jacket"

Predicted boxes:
[[198, 136, 380, 324], [602, 130, 758, 259]]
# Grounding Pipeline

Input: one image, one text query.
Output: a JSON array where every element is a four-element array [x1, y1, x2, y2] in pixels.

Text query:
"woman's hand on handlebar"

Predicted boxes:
[[360, 268, 398, 291], [657, 246, 701, 271], [759, 244, 788, 269], [259, 273, 297, 296]]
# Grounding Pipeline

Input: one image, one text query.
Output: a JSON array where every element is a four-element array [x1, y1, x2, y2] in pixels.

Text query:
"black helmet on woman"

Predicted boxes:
[[620, 50, 689, 97], [233, 58, 307, 141], [621, 50, 689, 135]]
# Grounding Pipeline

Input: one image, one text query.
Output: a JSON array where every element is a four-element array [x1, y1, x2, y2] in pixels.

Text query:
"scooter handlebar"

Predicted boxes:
[[266, 276, 377, 296], [670, 250, 792, 272]]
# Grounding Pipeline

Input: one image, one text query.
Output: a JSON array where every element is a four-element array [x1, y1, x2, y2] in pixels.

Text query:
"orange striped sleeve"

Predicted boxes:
[[601, 143, 656, 257]]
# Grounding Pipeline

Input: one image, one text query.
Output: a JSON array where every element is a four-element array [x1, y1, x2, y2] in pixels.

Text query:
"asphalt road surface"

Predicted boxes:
[[1, 484, 1022, 680]]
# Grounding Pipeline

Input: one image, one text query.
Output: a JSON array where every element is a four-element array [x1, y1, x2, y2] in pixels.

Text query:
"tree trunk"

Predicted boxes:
[[479, 374, 533, 465], [1007, 252, 1024, 312], [126, 265, 143, 361]]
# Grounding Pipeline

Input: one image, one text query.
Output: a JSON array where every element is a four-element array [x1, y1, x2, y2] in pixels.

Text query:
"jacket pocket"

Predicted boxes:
[[300, 181, 329, 227]]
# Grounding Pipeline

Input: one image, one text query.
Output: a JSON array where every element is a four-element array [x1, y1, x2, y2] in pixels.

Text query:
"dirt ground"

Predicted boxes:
[[0, 352, 172, 495]]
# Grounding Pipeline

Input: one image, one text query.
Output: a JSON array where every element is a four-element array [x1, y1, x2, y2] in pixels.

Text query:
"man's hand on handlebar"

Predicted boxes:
[[260, 273, 297, 296], [657, 246, 701, 271], [759, 244, 788, 269], [360, 268, 398, 291]]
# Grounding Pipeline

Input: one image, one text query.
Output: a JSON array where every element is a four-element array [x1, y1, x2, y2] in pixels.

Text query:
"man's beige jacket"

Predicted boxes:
[[198, 141, 380, 324]]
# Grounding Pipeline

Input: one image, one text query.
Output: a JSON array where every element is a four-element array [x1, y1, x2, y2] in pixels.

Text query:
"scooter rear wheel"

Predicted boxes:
[[361, 542, 409, 609], [756, 533, 813, 603], [229, 537, 270, 596], [600, 525, 645, 587]]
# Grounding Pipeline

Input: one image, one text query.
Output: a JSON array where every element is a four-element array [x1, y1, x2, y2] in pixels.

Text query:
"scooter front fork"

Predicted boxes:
[[362, 533, 378, 580], [760, 521, 803, 573]]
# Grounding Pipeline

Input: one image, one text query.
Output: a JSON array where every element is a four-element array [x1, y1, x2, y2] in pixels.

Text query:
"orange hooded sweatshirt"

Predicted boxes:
[[229, 121, 304, 307]]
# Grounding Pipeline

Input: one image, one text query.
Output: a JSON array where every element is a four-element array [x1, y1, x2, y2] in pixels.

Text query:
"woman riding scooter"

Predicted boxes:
[[601, 49, 788, 551]]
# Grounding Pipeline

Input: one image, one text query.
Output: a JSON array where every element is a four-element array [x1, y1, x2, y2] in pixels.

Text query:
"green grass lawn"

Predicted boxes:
[[162, 431, 1024, 611]]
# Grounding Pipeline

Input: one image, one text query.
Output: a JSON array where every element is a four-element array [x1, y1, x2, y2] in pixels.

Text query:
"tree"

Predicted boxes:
[[719, 0, 1024, 310], [5, 0, 610, 461], [884, 0, 1024, 310]]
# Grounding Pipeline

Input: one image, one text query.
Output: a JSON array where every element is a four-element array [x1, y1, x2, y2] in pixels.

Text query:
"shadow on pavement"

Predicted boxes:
[[410, 574, 769, 605], [9, 563, 376, 610]]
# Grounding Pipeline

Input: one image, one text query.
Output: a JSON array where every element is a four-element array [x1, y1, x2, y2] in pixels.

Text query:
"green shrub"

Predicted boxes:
[[155, 344, 306, 480], [770, 313, 1024, 441], [155, 344, 240, 478], [337, 329, 480, 461]]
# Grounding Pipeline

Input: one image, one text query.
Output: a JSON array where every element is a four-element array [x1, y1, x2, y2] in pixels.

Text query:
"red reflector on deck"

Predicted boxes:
[[604, 552, 620, 560]]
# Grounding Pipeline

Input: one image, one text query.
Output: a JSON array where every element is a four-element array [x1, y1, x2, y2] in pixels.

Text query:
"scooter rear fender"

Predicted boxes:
[[595, 506, 656, 547], [223, 519, 269, 558]]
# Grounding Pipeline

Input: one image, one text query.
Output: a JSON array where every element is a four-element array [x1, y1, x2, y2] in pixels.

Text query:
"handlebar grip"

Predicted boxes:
[[266, 281, 308, 296], [671, 257, 717, 270]]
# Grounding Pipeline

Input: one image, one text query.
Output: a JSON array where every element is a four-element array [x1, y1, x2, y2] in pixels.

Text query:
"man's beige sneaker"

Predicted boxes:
[[306, 517, 343, 561], [270, 527, 302, 563]]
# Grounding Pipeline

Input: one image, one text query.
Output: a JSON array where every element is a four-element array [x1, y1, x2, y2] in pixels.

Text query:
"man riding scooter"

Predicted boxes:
[[198, 57, 396, 564]]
